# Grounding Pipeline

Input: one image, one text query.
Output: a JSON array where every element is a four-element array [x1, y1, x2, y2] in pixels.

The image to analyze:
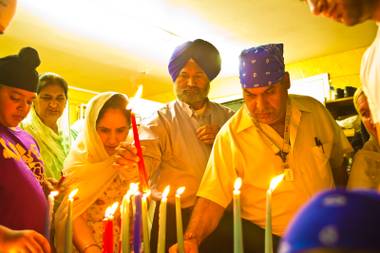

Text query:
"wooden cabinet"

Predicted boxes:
[[325, 97, 356, 120]]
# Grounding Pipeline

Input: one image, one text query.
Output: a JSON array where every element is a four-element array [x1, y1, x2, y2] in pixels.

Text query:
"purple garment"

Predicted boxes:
[[168, 39, 221, 82], [239, 43, 285, 88], [0, 125, 48, 237]]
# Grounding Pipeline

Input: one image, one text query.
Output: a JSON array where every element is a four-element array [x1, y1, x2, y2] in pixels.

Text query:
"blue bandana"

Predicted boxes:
[[168, 39, 221, 82], [279, 189, 380, 253], [239, 43, 285, 88]]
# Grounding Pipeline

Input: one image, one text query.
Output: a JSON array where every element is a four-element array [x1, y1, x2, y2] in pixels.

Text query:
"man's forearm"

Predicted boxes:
[[184, 198, 225, 245]]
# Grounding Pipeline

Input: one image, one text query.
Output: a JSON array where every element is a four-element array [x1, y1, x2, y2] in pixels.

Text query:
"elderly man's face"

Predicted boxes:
[[174, 58, 210, 108], [243, 73, 290, 126], [357, 92, 377, 139]]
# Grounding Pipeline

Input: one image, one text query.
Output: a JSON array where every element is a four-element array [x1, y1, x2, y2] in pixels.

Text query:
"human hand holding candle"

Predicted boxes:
[[265, 174, 285, 253], [127, 85, 149, 191], [103, 202, 119, 253], [233, 178, 243, 253], [175, 187, 186, 253], [157, 186, 170, 253], [64, 188, 78, 253]]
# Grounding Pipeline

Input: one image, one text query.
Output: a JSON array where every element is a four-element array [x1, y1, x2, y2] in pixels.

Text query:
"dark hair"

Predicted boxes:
[[96, 94, 131, 126], [37, 72, 68, 98]]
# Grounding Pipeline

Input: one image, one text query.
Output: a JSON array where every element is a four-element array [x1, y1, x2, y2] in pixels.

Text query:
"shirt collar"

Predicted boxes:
[[236, 95, 312, 134], [176, 98, 210, 118]]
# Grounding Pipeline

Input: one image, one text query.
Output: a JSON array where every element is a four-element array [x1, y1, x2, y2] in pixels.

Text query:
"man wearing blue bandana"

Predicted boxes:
[[169, 43, 352, 253], [139, 39, 234, 252]]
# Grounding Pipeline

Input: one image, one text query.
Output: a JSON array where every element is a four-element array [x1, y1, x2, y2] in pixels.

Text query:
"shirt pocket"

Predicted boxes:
[[311, 142, 333, 184]]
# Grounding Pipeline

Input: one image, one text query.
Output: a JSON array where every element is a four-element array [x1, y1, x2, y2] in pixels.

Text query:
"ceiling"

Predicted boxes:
[[0, 0, 377, 102]]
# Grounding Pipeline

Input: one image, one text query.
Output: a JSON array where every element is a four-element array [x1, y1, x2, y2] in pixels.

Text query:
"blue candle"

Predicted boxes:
[[133, 193, 142, 253]]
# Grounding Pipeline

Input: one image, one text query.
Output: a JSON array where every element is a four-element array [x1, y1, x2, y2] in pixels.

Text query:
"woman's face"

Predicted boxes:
[[96, 108, 129, 155], [34, 83, 67, 124], [357, 93, 377, 139]]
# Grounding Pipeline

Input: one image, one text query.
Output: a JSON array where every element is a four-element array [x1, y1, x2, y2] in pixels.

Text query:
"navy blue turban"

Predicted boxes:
[[168, 39, 221, 82], [279, 189, 380, 253]]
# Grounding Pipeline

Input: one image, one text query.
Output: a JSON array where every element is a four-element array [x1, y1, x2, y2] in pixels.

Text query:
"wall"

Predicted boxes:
[[67, 87, 97, 124]]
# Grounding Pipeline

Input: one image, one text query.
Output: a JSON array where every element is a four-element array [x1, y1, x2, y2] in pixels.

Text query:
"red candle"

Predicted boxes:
[[130, 112, 149, 190], [103, 219, 113, 253], [102, 202, 119, 253]]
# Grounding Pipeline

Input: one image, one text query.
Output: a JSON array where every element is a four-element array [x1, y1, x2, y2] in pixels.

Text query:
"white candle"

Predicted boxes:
[[121, 183, 138, 253], [233, 178, 243, 253], [157, 186, 170, 253], [175, 187, 186, 253], [64, 188, 78, 253], [48, 191, 59, 235], [142, 190, 151, 253], [265, 174, 285, 253]]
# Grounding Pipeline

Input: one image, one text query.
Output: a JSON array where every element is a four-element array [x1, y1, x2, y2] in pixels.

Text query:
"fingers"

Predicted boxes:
[[5, 230, 51, 253], [112, 143, 140, 170], [168, 244, 178, 253], [196, 125, 219, 144], [31, 231, 51, 253]]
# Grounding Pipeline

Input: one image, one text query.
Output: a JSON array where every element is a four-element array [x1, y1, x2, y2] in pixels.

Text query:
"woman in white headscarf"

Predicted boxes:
[[54, 92, 139, 253], [347, 87, 380, 189]]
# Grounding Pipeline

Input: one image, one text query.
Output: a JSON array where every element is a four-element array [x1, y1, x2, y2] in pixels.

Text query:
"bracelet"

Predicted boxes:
[[81, 242, 101, 252], [184, 232, 200, 245]]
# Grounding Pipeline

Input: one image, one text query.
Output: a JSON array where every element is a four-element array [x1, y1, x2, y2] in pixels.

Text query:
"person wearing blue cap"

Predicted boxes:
[[279, 189, 380, 253], [137, 39, 234, 252], [169, 43, 352, 253]]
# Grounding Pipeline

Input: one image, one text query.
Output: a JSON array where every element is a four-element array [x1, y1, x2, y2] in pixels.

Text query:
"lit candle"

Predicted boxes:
[[175, 187, 186, 253], [142, 190, 151, 253], [133, 192, 142, 253], [157, 186, 170, 253], [121, 183, 138, 253], [48, 190, 59, 238], [128, 85, 149, 191], [265, 174, 285, 253], [233, 178, 243, 253], [64, 188, 78, 253], [103, 202, 119, 253]]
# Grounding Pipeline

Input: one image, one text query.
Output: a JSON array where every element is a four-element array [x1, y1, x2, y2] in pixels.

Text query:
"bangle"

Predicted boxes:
[[184, 232, 200, 245], [81, 242, 101, 252]]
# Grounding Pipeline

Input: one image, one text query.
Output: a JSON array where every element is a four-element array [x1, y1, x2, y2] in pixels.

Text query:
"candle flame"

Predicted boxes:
[[269, 174, 285, 192], [49, 190, 59, 198], [105, 201, 119, 219], [127, 85, 143, 110], [142, 190, 151, 199], [162, 185, 170, 199], [234, 178, 242, 192], [176, 186, 186, 197], [129, 183, 139, 195], [68, 188, 78, 201]]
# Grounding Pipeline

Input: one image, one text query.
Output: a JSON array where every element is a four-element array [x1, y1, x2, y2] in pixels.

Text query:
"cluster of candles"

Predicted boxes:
[[52, 183, 186, 253], [47, 173, 284, 253]]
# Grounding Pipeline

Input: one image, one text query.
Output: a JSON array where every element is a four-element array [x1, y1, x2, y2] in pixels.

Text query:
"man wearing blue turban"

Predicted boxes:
[[139, 39, 234, 252], [170, 43, 352, 253]]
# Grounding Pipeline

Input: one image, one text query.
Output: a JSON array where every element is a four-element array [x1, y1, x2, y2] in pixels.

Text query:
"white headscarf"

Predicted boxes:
[[54, 92, 138, 252], [361, 25, 380, 124]]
